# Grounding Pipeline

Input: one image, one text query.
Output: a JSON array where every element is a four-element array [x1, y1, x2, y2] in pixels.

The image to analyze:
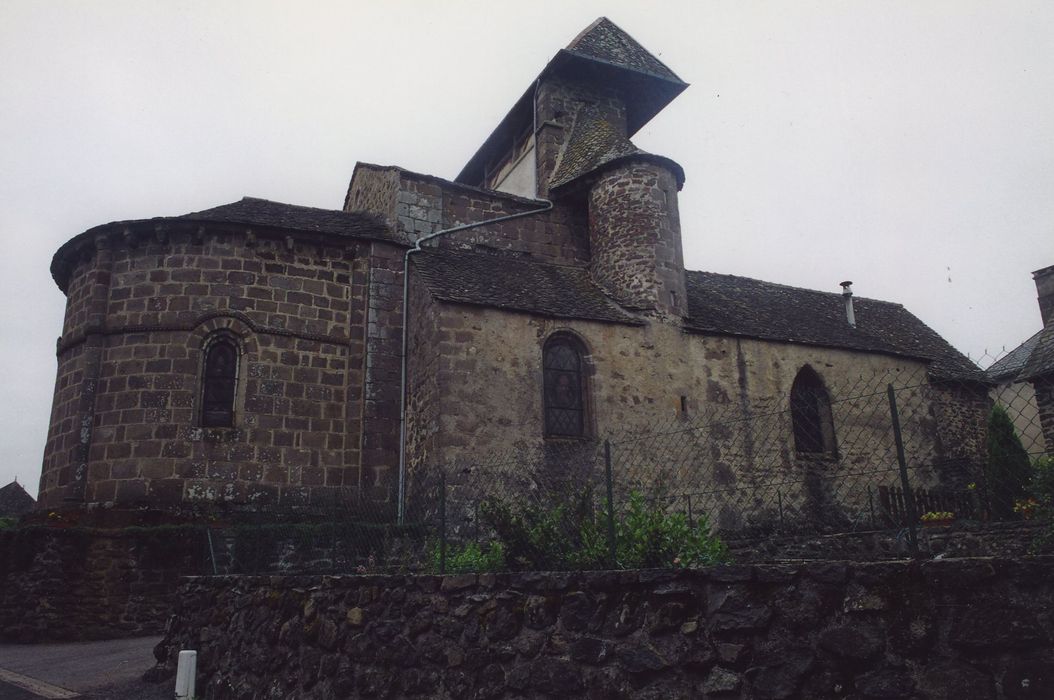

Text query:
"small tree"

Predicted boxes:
[[985, 405, 1032, 518]]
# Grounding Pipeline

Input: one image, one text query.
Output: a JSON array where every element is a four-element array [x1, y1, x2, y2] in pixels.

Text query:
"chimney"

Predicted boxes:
[[1034, 265, 1054, 328], [840, 281, 856, 328]]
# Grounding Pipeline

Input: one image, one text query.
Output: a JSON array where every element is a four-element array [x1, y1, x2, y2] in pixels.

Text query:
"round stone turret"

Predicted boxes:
[[587, 159, 687, 317]]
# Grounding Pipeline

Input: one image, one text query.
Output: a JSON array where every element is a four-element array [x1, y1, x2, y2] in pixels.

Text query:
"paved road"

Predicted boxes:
[[0, 636, 167, 699]]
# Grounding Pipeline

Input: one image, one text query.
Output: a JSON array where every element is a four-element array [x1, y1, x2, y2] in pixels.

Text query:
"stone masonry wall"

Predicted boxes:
[[38, 223, 397, 513], [158, 557, 1054, 699], [1034, 377, 1054, 454], [534, 76, 627, 196], [404, 305, 977, 531], [0, 526, 208, 642], [346, 164, 590, 265]]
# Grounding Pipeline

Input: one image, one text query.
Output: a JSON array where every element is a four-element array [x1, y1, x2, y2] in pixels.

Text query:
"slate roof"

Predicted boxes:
[[991, 325, 1054, 382], [178, 197, 399, 243], [0, 481, 34, 517], [411, 248, 641, 325], [565, 17, 684, 83], [684, 271, 985, 381], [987, 330, 1044, 381], [549, 106, 685, 191]]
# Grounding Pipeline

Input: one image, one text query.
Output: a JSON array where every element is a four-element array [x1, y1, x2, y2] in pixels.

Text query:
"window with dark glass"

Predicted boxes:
[[543, 336, 586, 437], [790, 365, 836, 456], [201, 336, 238, 428]]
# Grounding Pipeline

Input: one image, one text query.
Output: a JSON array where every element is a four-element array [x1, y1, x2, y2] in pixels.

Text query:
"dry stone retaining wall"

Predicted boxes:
[[158, 557, 1054, 699]]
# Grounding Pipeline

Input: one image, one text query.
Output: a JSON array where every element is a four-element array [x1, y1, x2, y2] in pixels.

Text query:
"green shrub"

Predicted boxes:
[[0, 517, 16, 531], [985, 405, 1032, 517], [613, 491, 728, 569], [433, 540, 505, 573], [471, 490, 727, 571]]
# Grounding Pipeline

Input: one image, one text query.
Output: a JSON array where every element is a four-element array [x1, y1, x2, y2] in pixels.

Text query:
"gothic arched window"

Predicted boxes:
[[543, 335, 587, 437], [790, 365, 836, 457], [201, 334, 239, 428]]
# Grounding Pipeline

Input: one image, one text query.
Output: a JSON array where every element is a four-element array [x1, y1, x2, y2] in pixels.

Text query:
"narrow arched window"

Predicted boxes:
[[201, 335, 238, 428], [543, 335, 587, 437], [791, 366, 836, 456]]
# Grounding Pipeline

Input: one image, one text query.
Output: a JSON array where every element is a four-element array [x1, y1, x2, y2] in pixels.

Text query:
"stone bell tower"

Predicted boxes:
[[454, 17, 690, 317]]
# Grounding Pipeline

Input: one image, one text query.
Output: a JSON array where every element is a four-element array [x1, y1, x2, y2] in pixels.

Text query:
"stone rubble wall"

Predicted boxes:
[[158, 557, 1054, 699], [0, 526, 208, 642]]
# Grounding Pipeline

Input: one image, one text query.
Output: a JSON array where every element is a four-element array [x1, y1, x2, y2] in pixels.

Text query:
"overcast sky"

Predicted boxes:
[[2, 1, 1052, 497]]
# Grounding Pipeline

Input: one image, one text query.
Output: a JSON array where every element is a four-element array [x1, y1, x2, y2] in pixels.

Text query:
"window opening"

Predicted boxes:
[[543, 336, 586, 437], [790, 365, 836, 456], [201, 336, 238, 428]]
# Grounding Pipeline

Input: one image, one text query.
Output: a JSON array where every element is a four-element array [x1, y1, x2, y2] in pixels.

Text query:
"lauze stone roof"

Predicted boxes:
[[413, 249, 981, 381], [684, 271, 984, 381], [179, 197, 399, 243], [548, 106, 685, 192], [412, 248, 641, 325], [565, 17, 685, 84]]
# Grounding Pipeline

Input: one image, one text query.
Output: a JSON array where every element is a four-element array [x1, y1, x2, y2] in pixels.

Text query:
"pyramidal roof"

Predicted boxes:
[[565, 17, 683, 84]]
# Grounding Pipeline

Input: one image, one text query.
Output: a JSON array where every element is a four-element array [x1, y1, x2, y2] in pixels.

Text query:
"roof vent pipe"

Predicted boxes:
[[840, 281, 856, 328]]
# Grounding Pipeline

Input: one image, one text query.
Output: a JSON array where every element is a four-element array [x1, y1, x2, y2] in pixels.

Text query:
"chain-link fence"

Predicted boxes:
[[183, 351, 1052, 575]]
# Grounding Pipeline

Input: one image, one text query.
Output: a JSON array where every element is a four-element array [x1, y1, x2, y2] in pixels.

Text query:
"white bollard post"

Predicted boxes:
[[175, 649, 197, 700]]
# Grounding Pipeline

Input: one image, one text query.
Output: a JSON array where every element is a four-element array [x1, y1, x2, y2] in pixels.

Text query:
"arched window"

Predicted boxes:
[[201, 334, 239, 428], [790, 365, 836, 457], [543, 335, 588, 437]]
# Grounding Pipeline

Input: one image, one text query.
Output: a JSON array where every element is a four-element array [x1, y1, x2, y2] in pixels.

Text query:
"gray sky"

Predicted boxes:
[[2, 1, 1053, 497]]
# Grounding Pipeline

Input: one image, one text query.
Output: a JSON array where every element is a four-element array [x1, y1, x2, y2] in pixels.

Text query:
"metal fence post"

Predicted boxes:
[[887, 384, 920, 557], [604, 440, 617, 567], [439, 469, 447, 575]]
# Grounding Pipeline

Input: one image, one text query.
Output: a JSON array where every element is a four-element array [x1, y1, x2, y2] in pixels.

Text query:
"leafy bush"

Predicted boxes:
[[433, 540, 505, 573], [613, 491, 728, 569], [469, 490, 727, 571], [985, 405, 1032, 517]]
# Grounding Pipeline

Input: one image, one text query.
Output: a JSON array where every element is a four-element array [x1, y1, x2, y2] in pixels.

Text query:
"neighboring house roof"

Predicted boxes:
[[412, 248, 642, 325], [992, 325, 1054, 382], [987, 329, 1044, 381], [548, 106, 685, 192], [51, 197, 400, 293], [1021, 326, 1054, 379], [0, 480, 34, 517], [683, 271, 985, 381]]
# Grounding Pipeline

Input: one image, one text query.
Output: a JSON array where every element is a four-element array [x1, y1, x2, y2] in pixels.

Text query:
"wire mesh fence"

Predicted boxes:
[[187, 350, 1052, 575]]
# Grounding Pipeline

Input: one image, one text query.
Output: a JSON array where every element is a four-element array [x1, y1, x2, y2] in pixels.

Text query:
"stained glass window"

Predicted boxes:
[[544, 336, 585, 437], [202, 336, 238, 428]]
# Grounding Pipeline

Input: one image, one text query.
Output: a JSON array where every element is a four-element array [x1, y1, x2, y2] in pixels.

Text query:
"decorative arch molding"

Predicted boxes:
[[185, 313, 259, 356]]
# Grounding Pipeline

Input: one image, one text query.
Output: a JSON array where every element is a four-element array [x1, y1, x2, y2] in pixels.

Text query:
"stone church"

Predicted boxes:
[[38, 18, 988, 521]]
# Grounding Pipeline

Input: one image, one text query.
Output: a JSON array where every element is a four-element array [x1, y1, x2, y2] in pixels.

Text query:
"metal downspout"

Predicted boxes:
[[396, 199, 553, 523]]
